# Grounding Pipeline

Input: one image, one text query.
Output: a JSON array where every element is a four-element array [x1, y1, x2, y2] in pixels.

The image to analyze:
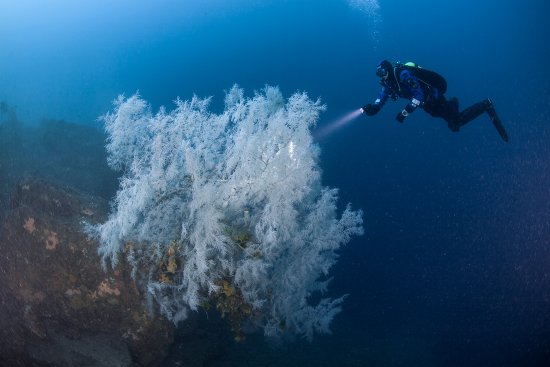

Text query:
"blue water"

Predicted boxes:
[[2, 0, 549, 365]]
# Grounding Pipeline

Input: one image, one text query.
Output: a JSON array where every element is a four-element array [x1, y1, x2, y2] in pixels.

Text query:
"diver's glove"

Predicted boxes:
[[362, 104, 380, 116], [396, 110, 408, 123]]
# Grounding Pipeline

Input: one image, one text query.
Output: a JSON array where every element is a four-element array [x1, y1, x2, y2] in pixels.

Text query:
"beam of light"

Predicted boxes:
[[313, 108, 363, 141]]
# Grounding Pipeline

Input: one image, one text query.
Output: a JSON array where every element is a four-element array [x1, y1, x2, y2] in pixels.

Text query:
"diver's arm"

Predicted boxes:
[[362, 88, 389, 116], [396, 97, 422, 122], [396, 70, 424, 122]]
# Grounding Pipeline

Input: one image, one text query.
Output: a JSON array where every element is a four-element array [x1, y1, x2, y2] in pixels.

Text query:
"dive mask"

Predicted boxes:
[[376, 66, 387, 78]]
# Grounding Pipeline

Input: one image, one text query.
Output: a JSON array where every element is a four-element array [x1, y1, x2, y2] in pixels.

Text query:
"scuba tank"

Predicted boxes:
[[396, 61, 448, 94]]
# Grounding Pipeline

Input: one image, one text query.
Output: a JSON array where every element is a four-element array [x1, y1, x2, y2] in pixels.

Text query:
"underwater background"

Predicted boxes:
[[1, 0, 549, 366]]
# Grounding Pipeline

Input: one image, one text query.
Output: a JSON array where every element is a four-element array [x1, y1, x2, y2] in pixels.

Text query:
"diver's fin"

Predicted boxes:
[[486, 100, 509, 142]]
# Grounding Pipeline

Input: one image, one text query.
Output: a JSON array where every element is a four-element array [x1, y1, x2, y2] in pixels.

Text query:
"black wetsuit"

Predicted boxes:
[[423, 95, 492, 132]]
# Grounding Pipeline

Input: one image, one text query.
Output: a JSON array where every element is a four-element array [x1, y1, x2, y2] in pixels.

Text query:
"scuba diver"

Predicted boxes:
[[362, 60, 509, 142]]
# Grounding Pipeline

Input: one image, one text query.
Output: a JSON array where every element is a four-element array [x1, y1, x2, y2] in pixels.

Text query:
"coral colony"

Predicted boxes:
[[89, 86, 363, 340]]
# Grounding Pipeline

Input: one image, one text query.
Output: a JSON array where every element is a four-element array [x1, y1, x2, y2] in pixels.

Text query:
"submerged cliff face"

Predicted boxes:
[[0, 179, 174, 366], [0, 112, 232, 366]]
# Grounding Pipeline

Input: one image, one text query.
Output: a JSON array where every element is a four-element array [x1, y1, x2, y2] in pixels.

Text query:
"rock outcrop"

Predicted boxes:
[[0, 179, 174, 366]]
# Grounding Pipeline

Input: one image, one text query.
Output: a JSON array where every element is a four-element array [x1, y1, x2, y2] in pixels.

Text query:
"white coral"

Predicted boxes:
[[92, 85, 363, 338]]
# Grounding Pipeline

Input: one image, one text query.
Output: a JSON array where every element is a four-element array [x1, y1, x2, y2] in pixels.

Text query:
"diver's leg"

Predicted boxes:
[[484, 99, 509, 142], [438, 97, 461, 132], [456, 100, 487, 127], [449, 97, 459, 112], [457, 99, 509, 141]]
